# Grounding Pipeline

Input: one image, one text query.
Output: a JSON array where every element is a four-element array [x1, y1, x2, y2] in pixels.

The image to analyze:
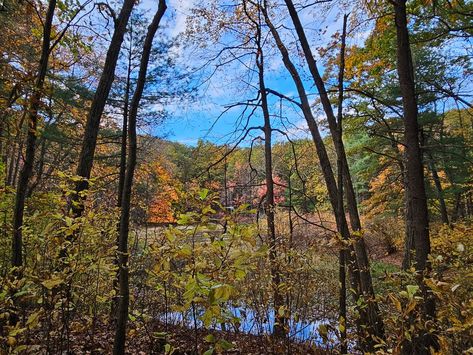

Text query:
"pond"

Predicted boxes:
[[158, 305, 338, 346]]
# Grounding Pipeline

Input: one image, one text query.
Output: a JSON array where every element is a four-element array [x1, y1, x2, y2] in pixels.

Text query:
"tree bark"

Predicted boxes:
[[393, 0, 431, 282], [256, 25, 285, 339], [402, 154, 415, 270], [71, 0, 135, 217], [263, 3, 383, 349], [112, 33, 132, 322], [11, 0, 56, 267], [113, 2, 167, 354], [242, 0, 286, 337], [392, 0, 437, 352], [281, 1, 384, 347], [261, 4, 369, 344], [118, 61, 131, 211], [336, 15, 348, 354]]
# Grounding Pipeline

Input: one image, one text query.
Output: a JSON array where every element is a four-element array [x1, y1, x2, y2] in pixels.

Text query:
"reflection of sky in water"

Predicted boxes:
[[158, 306, 338, 347]]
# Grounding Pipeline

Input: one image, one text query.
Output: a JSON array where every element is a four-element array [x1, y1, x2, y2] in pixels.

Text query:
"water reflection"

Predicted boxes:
[[158, 306, 337, 346]]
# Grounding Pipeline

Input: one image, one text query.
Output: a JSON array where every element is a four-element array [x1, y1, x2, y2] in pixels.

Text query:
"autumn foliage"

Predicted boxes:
[[146, 162, 180, 224]]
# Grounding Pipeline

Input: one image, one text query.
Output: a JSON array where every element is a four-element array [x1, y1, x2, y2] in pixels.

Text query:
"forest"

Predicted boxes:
[[0, 0, 472, 354]]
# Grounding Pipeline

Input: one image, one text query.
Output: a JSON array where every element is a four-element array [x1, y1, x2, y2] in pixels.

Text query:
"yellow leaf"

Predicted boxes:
[[389, 293, 402, 312], [26, 311, 41, 328], [41, 277, 63, 290]]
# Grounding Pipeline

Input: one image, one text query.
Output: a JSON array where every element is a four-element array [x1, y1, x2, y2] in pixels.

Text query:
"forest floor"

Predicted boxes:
[[31, 319, 326, 354]]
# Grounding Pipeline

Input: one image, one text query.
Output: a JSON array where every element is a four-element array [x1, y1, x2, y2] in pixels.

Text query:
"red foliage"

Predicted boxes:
[[256, 175, 286, 204]]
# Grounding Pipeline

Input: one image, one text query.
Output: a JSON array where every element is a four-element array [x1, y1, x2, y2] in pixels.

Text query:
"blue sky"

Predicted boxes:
[[140, 0, 363, 146], [130, 0, 473, 148]]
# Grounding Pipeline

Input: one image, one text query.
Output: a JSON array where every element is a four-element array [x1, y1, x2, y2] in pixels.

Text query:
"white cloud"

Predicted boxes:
[[167, 0, 197, 37], [285, 118, 310, 139]]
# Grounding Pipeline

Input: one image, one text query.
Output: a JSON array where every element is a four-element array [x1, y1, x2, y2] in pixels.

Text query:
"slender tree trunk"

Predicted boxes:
[[452, 192, 462, 221], [402, 156, 415, 270], [113, 2, 167, 353], [336, 15, 348, 354], [71, 0, 135, 217], [262, 4, 383, 349], [446, 160, 463, 222], [1, 86, 21, 173], [26, 138, 46, 197], [261, 4, 370, 342], [281, 1, 384, 347], [0, 119, 5, 172], [9, 138, 21, 187], [243, 0, 286, 337], [6, 110, 24, 187], [466, 191, 472, 218], [11, 0, 56, 267], [392, 1, 437, 352], [118, 62, 132, 211], [256, 35, 285, 339], [112, 37, 133, 322]]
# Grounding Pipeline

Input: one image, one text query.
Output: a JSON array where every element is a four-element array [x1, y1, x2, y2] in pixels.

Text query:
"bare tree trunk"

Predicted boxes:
[[9, 134, 23, 187], [242, 0, 285, 337], [261, 4, 372, 344], [281, 1, 384, 347], [71, 0, 135, 217], [8, 103, 28, 184], [0, 119, 5, 173], [112, 35, 133, 323], [256, 30, 285, 340], [262, 4, 384, 349], [392, 1, 437, 352], [118, 59, 132, 211], [11, 0, 56, 267], [26, 138, 46, 197], [1, 86, 21, 175], [336, 15, 348, 354], [113, 2, 167, 353], [402, 156, 414, 270]]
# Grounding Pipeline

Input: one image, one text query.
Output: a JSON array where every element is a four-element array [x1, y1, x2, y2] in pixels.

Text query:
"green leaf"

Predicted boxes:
[[164, 343, 173, 354], [199, 188, 210, 200], [204, 334, 216, 343], [338, 316, 346, 333], [218, 339, 233, 350], [203, 206, 216, 215], [214, 285, 232, 301], [203, 348, 214, 355], [154, 332, 167, 339], [406, 285, 419, 299], [235, 269, 246, 280]]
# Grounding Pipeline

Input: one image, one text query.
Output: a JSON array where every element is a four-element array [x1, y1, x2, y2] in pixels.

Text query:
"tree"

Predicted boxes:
[[279, 1, 384, 347], [245, 0, 285, 336], [113, 1, 167, 353], [391, 0, 437, 352], [11, 0, 56, 267], [72, 0, 136, 217], [261, 2, 384, 348]]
